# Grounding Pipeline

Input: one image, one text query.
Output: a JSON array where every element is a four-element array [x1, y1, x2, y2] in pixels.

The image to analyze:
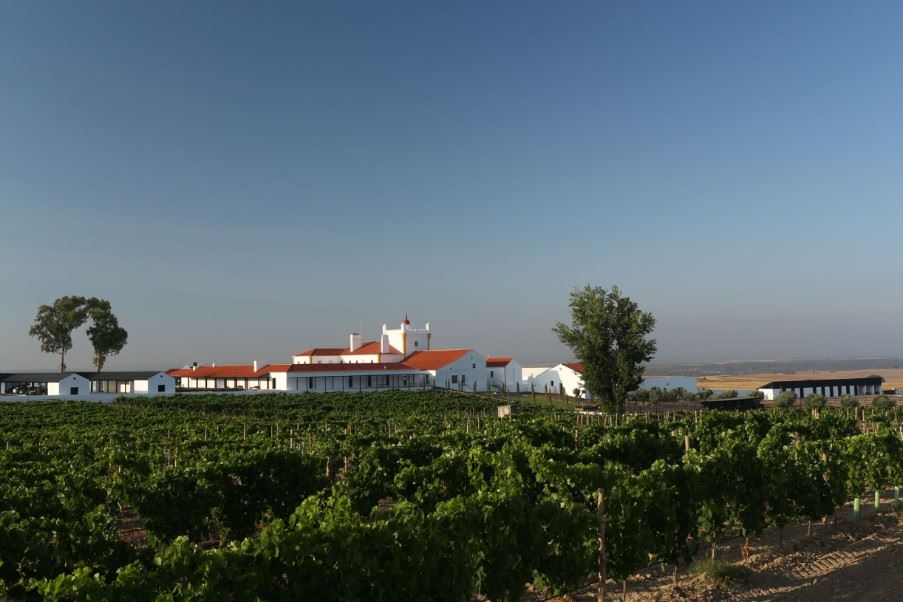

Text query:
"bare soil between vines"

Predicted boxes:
[[554, 495, 903, 601]]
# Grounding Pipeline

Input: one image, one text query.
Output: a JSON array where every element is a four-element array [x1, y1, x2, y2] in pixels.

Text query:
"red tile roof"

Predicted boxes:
[[294, 342, 402, 357], [345, 341, 402, 355], [486, 357, 513, 368], [402, 349, 471, 370], [562, 362, 585, 374], [293, 347, 346, 357], [168, 364, 274, 378], [275, 362, 417, 373]]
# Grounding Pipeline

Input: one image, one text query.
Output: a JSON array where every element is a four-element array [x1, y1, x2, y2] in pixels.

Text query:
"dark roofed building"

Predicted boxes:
[[0, 371, 175, 396], [758, 375, 884, 401]]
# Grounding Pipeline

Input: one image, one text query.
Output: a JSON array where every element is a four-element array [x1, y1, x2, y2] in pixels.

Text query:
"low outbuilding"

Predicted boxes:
[[758, 376, 884, 400]]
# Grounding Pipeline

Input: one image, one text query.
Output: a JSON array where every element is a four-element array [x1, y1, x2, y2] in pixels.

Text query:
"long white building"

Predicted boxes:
[[169, 317, 497, 394], [0, 371, 176, 398]]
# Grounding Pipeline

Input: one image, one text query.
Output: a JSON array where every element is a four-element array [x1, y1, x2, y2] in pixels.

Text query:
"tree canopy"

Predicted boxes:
[[85, 298, 129, 372], [28, 296, 128, 373], [27, 296, 89, 373], [553, 285, 656, 413]]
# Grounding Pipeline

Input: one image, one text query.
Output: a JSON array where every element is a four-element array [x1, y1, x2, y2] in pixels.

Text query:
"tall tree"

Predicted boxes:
[[553, 285, 656, 413], [27, 296, 89, 373], [86, 298, 128, 373]]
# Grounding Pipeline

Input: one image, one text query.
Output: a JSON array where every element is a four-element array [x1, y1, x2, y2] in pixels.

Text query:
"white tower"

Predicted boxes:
[[383, 314, 431, 356]]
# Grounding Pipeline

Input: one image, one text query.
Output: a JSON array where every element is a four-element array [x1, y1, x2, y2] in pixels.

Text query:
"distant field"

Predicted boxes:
[[697, 368, 903, 391]]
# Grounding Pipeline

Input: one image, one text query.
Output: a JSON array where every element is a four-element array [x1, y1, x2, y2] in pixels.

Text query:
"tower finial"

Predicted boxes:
[[403, 312, 410, 325]]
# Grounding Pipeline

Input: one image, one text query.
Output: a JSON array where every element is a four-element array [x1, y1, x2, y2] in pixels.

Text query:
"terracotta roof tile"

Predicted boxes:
[[168, 364, 274, 378], [293, 348, 346, 357], [486, 357, 513, 367], [403, 349, 471, 370], [276, 363, 416, 373]]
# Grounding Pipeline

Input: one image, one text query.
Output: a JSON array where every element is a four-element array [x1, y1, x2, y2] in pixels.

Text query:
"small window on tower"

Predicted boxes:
[[414, 341, 419, 347]]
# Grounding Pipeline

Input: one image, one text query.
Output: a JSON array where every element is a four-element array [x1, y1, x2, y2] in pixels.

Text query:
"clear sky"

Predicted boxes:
[[2, 1, 903, 370]]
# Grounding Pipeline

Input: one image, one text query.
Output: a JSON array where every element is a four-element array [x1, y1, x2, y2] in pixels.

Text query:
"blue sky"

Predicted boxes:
[[2, 1, 903, 369]]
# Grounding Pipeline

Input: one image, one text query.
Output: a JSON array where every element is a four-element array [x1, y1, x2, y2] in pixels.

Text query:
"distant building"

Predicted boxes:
[[0, 371, 175, 398], [528, 362, 590, 399], [757, 376, 884, 401], [169, 317, 493, 394], [486, 357, 523, 391]]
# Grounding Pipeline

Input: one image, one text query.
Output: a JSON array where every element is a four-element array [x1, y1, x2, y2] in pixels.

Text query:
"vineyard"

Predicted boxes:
[[1, 390, 902, 600]]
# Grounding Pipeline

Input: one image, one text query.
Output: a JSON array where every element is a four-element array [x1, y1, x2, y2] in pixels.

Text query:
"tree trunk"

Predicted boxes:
[[60, 349, 66, 373]]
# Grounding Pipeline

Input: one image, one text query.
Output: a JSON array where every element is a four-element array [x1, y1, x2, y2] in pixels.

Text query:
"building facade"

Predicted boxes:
[[758, 376, 884, 400], [169, 318, 495, 394]]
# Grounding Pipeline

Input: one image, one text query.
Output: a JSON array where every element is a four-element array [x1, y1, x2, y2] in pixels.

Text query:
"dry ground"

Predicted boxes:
[[550, 495, 903, 601], [696, 369, 903, 392]]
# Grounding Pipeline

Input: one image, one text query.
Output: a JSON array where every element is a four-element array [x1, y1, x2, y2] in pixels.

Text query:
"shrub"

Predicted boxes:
[[840, 395, 859, 409], [716, 389, 738, 400], [776, 390, 797, 409], [873, 394, 896, 409], [690, 560, 752, 587], [804, 394, 827, 409]]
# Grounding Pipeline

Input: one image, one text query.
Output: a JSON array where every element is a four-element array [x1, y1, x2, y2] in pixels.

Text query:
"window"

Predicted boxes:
[[414, 341, 419, 347], [461, 375, 466, 385], [348, 376, 354, 388], [551, 380, 555, 388], [271, 378, 276, 389], [367, 375, 372, 387], [472, 363, 476, 369], [490, 370, 494, 378], [70, 386, 79, 395], [385, 375, 390, 386], [451, 375, 458, 384], [308, 377, 315, 389], [157, 384, 166, 393]]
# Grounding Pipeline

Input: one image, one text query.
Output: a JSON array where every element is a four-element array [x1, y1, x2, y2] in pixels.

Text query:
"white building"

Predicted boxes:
[[168, 363, 279, 390], [529, 362, 591, 399], [0, 371, 176, 398], [292, 317, 427, 365], [404, 349, 488, 391], [83, 371, 176, 395], [486, 357, 522, 391], [170, 317, 493, 394], [0, 372, 91, 397]]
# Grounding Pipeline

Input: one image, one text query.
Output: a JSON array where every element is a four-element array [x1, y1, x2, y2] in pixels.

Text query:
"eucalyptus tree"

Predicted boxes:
[[27, 295, 89, 372], [28, 296, 128, 372], [86, 298, 128, 372]]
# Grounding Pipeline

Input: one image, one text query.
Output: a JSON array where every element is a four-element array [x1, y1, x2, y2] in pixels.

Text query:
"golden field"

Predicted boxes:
[[697, 369, 903, 391]]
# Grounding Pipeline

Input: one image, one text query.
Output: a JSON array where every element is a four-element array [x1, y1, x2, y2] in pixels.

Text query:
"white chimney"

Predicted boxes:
[[253, 360, 258, 372], [380, 333, 390, 354], [349, 333, 362, 352]]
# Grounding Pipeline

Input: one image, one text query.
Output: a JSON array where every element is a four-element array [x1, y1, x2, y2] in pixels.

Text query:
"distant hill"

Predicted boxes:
[[647, 358, 903, 377]]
